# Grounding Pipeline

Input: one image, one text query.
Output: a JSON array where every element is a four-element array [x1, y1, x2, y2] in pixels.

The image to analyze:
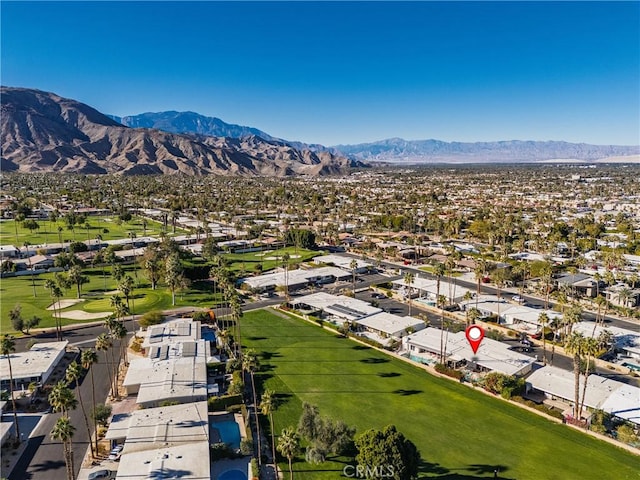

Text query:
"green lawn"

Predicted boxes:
[[0, 265, 221, 334], [223, 246, 323, 274], [241, 309, 640, 480], [0, 216, 182, 246]]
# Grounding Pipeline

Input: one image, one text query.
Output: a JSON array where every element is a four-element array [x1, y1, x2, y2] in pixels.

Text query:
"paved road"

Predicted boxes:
[[9, 346, 113, 480]]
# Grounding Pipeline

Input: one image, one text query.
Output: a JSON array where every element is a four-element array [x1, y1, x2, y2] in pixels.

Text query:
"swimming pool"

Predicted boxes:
[[214, 420, 241, 450], [218, 469, 247, 480]]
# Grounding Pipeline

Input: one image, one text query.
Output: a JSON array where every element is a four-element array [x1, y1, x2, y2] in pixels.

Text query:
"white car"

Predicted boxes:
[[108, 444, 124, 461], [512, 295, 525, 304]]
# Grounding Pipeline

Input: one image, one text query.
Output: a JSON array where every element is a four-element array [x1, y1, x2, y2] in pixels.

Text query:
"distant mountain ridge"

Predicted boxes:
[[109, 111, 279, 142], [1, 87, 360, 176], [332, 138, 640, 163]]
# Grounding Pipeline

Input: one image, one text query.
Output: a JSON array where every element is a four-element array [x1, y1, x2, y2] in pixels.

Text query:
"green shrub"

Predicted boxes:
[[138, 310, 164, 329], [210, 442, 234, 461], [434, 363, 464, 380], [240, 438, 253, 456], [208, 394, 243, 412], [251, 458, 259, 478], [616, 424, 638, 444]]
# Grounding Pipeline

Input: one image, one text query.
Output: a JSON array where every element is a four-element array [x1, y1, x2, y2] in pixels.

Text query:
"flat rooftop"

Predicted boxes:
[[0, 341, 68, 382]]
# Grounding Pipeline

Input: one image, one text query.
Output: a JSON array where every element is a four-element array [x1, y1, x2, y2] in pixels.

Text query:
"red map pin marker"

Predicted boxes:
[[465, 325, 484, 354]]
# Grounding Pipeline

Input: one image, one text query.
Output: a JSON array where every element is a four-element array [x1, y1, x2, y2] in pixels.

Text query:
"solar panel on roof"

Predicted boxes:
[[328, 304, 367, 318], [182, 342, 196, 357], [159, 345, 169, 360], [177, 323, 191, 336]]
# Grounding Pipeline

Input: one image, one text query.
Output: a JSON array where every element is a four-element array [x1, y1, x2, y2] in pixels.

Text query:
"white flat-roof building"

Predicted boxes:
[[526, 365, 640, 424], [115, 442, 211, 480], [105, 401, 209, 452], [0, 341, 68, 390], [240, 266, 351, 293], [123, 340, 208, 408], [459, 295, 562, 333], [313, 254, 373, 273], [572, 322, 640, 362], [290, 292, 382, 322], [141, 319, 202, 351], [0, 245, 19, 258], [403, 328, 535, 376], [392, 276, 474, 304], [356, 312, 426, 342]]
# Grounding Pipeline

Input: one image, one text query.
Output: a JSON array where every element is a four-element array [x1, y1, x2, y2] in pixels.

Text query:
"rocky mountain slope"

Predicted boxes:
[[1, 87, 358, 176], [332, 137, 640, 163], [109, 111, 279, 142]]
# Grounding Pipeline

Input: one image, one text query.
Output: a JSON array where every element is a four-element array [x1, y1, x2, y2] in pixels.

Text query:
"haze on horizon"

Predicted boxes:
[[1, 1, 639, 147]]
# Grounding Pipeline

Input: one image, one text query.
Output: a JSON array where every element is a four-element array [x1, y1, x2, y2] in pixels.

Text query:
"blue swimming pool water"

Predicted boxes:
[[214, 420, 241, 449], [218, 469, 247, 480]]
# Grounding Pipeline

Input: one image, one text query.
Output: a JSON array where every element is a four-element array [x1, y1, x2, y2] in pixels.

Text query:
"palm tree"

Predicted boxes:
[[44, 279, 65, 341], [277, 427, 300, 480], [24, 242, 37, 297], [67, 264, 89, 299], [81, 348, 100, 456], [96, 333, 115, 399], [282, 253, 291, 300], [118, 275, 135, 329], [473, 258, 487, 309], [433, 262, 446, 363], [578, 336, 599, 421], [564, 331, 586, 420], [48, 380, 78, 416], [110, 320, 128, 382], [65, 361, 95, 458], [260, 389, 278, 472], [350, 258, 358, 293], [404, 271, 415, 317], [243, 349, 262, 465], [51, 416, 76, 480], [593, 295, 607, 334], [230, 293, 243, 357], [462, 291, 473, 325], [538, 312, 549, 365], [0, 335, 21, 444], [467, 307, 481, 326]]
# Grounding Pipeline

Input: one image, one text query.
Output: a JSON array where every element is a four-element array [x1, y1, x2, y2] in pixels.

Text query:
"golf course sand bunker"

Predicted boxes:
[[54, 310, 112, 320], [46, 299, 84, 310], [264, 254, 302, 260]]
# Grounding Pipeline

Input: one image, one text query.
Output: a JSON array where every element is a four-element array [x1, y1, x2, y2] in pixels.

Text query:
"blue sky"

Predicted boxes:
[[2, 1, 639, 146]]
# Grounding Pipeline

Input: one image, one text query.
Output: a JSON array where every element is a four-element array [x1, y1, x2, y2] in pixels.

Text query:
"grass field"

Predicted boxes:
[[241, 309, 640, 480], [0, 216, 180, 246], [222, 247, 323, 273], [0, 265, 221, 334]]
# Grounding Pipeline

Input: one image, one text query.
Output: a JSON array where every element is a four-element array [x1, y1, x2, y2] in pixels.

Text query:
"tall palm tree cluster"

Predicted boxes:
[[47, 345, 101, 480]]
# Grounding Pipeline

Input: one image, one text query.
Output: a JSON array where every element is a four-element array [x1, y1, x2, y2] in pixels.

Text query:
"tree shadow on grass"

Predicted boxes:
[[392, 389, 422, 396], [466, 464, 510, 476], [247, 336, 268, 341], [352, 345, 371, 350], [419, 460, 450, 476], [260, 351, 282, 360], [360, 357, 390, 364], [377, 372, 401, 378]]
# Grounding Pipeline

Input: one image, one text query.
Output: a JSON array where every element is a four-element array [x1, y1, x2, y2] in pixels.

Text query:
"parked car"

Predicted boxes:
[[108, 445, 124, 461], [371, 292, 386, 299], [512, 295, 525, 304], [88, 470, 112, 480]]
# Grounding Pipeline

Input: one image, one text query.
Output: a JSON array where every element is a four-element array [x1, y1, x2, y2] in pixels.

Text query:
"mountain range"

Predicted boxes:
[[333, 138, 639, 164], [2, 86, 638, 175], [0, 87, 358, 176]]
